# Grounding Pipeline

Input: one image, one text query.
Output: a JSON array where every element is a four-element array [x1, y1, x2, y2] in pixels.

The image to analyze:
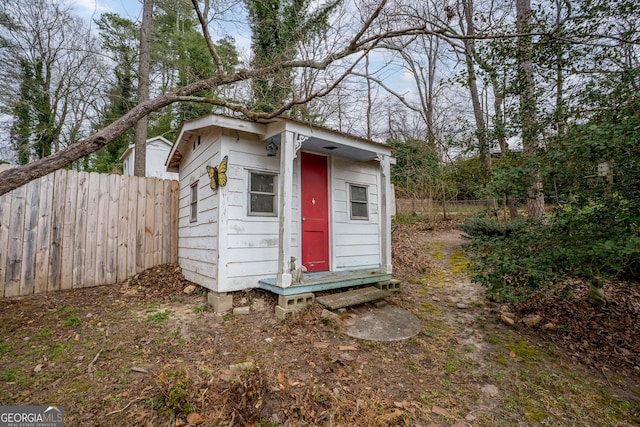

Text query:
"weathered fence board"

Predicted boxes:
[[106, 175, 118, 285], [34, 173, 53, 294], [0, 169, 178, 297], [0, 188, 10, 294], [136, 178, 146, 273], [60, 169, 77, 291], [21, 179, 40, 296], [49, 169, 66, 292]]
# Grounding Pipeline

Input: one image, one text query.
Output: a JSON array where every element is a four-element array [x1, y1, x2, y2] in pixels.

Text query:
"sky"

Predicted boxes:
[[70, 0, 142, 23]]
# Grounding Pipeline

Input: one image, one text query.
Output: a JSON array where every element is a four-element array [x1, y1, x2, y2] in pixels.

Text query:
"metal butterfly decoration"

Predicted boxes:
[[207, 155, 228, 190]]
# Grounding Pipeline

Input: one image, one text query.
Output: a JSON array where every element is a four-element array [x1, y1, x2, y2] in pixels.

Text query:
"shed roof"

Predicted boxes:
[[166, 114, 392, 172]]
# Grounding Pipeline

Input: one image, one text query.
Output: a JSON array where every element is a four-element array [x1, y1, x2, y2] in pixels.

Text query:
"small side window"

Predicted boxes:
[[349, 184, 368, 220], [190, 181, 198, 222], [192, 135, 201, 152], [249, 171, 277, 216]]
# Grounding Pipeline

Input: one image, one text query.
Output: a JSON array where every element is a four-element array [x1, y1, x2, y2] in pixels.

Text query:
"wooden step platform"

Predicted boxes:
[[316, 286, 391, 310]]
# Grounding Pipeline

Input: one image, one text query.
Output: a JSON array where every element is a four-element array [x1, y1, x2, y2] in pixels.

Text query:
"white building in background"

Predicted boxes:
[[120, 136, 179, 180]]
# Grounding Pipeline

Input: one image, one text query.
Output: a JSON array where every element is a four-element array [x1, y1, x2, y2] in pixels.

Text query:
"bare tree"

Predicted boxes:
[[460, 0, 490, 172], [0, 0, 106, 163]]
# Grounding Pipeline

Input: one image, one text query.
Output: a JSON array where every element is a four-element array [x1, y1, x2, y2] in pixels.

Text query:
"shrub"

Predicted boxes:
[[460, 196, 639, 302]]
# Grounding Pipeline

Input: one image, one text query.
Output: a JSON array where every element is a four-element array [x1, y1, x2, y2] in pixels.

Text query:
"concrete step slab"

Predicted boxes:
[[316, 286, 391, 310]]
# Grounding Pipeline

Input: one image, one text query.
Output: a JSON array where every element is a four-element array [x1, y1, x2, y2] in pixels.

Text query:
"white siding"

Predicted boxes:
[[146, 142, 179, 180], [330, 158, 381, 271], [177, 128, 221, 290], [121, 138, 179, 180], [220, 130, 300, 291], [176, 124, 386, 292]]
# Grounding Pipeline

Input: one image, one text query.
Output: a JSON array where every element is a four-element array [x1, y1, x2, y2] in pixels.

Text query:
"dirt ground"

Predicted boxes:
[[0, 221, 638, 426]]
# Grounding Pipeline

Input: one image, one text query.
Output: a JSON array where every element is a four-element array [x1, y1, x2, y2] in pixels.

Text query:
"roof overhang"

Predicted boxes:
[[166, 114, 393, 172], [263, 119, 392, 162]]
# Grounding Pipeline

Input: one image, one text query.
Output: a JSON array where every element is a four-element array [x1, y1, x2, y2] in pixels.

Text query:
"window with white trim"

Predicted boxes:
[[349, 184, 368, 220], [190, 181, 198, 222], [248, 171, 277, 216]]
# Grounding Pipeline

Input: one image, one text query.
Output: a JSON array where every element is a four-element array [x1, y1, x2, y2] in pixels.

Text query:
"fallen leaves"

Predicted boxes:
[[186, 412, 203, 425], [431, 405, 449, 416], [338, 345, 358, 351]]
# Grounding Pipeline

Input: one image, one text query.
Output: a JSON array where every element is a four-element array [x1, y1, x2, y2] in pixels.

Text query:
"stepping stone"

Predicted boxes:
[[316, 286, 390, 310]]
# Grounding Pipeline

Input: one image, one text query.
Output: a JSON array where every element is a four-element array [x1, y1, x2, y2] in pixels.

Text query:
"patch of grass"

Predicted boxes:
[[445, 348, 462, 375], [256, 418, 278, 427], [193, 305, 207, 314], [50, 343, 72, 361], [505, 339, 539, 361], [51, 305, 79, 319], [420, 302, 441, 315], [138, 302, 161, 312], [63, 317, 82, 327], [147, 310, 173, 323], [35, 327, 53, 338], [0, 368, 23, 384], [0, 342, 9, 357], [495, 354, 509, 366], [445, 358, 460, 375], [484, 334, 502, 345], [524, 405, 549, 423]]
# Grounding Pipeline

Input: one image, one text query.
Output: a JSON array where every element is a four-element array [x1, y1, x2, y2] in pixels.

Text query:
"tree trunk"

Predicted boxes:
[[516, 0, 545, 218], [366, 54, 372, 140], [554, 0, 567, 136], [134, 0, 153, 177], [462, 0, 490, 173]]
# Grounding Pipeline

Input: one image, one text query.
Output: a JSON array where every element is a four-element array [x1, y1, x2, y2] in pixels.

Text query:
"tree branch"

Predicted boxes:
[[191, 0, 224, 72]]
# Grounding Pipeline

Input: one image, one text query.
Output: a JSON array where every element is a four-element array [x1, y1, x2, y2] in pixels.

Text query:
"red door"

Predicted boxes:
[[301, 152, 329, 271]]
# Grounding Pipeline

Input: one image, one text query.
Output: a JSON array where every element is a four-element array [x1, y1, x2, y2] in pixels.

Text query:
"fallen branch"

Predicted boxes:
[[106, 397, 146, 416], [87, 327, 108, 377], [600, 366, 612, 387]]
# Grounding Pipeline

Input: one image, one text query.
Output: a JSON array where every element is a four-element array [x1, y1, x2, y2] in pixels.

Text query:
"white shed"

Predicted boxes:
[[121, 136, 179, 180], [166, 115, 395, 315]]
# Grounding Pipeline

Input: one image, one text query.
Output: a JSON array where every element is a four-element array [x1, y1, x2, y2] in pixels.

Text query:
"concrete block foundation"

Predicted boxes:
[[375, 279, 401, 292], [275, 292, 315, 320], [208, 291, 233, 313], [278, 293, 315, 310]]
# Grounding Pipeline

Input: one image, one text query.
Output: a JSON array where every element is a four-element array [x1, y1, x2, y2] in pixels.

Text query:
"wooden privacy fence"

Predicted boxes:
[[0, 169, 179, 297]]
